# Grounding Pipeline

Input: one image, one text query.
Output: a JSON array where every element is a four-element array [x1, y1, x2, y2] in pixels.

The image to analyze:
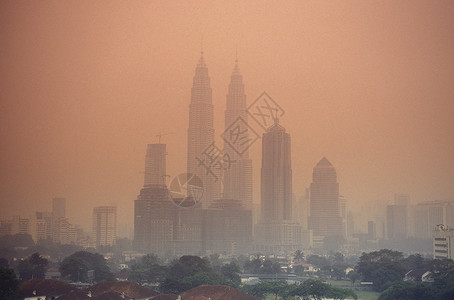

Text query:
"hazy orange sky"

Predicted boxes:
[[1, 0, 453, 235]]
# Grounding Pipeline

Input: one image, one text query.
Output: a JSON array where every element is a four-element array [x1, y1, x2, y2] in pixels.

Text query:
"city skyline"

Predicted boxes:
[[1, 1, 453, 233]]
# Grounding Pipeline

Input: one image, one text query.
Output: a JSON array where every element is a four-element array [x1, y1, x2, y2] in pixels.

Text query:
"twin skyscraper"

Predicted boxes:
[[187, 51, 253, 209], [134, 52, 343, 255]]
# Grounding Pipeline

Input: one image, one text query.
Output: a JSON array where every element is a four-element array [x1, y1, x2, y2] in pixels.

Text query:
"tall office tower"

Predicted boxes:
[[339, 195, 347, 238], [134, 186, 179, 255], [297, 189, 310, 230], [202, 199, 252, 255], [187, 52, 220, 208], [223, 60, 253, 209], [414, 201, 444, 238], [368, 221, 377, 240], [386, 204, 408, 239], [92, 206, 117, 247], [347, 211, 355, 237], [52, 198, 66, 219], [413, 200, 454, 238], [255, 120, 302, 253], [144, 144, 167, 187], [308, 157, 343, 238], [134, 143, 199, 255], [446, 200, 454, 227], [260, 119, 292, 222]]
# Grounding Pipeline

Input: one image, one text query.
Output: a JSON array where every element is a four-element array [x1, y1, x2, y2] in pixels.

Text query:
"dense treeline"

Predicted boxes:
[[241, 279, 357, 300], [2, 238, 454, 299], [353, 249, 454, 299]]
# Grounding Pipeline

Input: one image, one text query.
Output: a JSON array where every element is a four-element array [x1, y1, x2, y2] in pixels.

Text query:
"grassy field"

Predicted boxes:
[[354, 290, 380, 300], [264, 291, 379, 300], [322, 279, 380, 300], [262, 278, 380, 299]]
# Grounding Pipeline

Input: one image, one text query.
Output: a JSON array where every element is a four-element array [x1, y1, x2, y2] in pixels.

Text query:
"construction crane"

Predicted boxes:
[[156, 132, 174, 143]]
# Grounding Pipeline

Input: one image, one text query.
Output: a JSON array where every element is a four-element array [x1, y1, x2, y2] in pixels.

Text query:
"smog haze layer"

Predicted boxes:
[[1, 0, 453, 234]]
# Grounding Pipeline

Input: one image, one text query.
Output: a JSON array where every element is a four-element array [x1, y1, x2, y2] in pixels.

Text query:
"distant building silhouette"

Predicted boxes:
[[144, 144, 167, 187], [386, 194, 409, 239], [368, 221, 377, 240], [223, 59, 253, 209], [339, 195, 347, 238], [52, 197, 66, 220], [187, 52, 220, 208], [260, 119, 292, 222], [255, 119, 303, 253], [413, 199, 454, 238], [134, 184, 180, 254], [347, 211, 355, 238], [92, 206, 117, 247], [134, 143, 179, 254], [308, 157, 343, 239], [35, 211, 53, 241], [202, 198, 252, 255]]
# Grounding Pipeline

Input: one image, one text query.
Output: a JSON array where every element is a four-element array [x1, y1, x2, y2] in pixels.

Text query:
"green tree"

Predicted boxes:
[[403, 254, 429, 271], [433, 264, 454, 300], [262, 259, 280, 274], [284, 280, 357, 300], [356, 249, 405, 291], [264, 280, 288, 300], [294, 250, 304, 263], [244, 257, 262, 274], [29, 252, 48, 279], [431, 258, 454, 274], [378, 281, 436, 300], [128, 254, 168, 283], [347, 270, 360, 286], [331, 265, 346, 280], [59, 251, 114, 282], [15, 252, 48, 280], [244, 281, 288, 300], [17, 259, 33, 280], [0, 268, 20, 300], [326, 286, 358, 300], [307, 255, 331, 272], [293, 265, 305, 276], [333, 252, 344, 265], [220, 261, 241, 286], [160, 255, 217, 294], [206, 253, 222, 273], [303, 279, 330, 300], [60, 257, 90, 282]]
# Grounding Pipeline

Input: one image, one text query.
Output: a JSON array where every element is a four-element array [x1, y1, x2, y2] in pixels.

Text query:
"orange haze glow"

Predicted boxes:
[[1, 0, 453, 235]]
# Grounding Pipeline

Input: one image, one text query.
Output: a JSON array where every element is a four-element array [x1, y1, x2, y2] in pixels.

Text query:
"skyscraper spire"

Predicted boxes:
[[223, 58, 253, 209], [255, 119, 303, 253], [187, 52, 220, 208], [198, 37, 206, 67]]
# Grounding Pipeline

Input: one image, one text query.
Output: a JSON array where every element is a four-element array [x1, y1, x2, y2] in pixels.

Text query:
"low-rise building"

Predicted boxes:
[[433, 224, 454, 259]]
